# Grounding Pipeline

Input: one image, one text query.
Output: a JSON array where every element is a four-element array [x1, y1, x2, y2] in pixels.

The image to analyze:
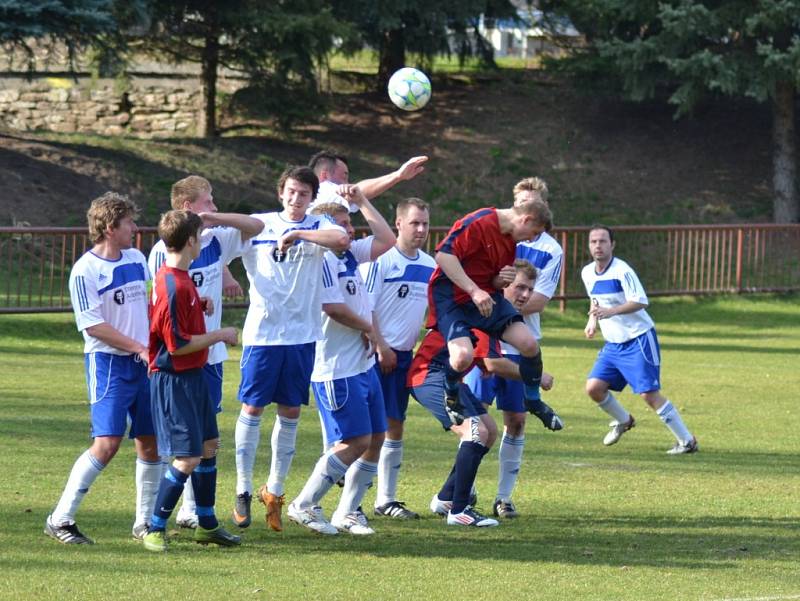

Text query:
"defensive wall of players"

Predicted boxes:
[[2, 222, 799, 314]]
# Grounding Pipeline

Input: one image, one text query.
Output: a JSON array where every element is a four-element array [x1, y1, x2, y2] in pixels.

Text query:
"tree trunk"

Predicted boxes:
[[771, 80, 798, 222], [199, 30, 220, 138], [377, 28, 405, 92]]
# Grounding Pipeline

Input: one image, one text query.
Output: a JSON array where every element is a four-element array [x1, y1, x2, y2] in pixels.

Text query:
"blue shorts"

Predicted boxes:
[[411, 370, 488, 431], [150, 369, 219, 457], [432, 282, 523, 342], [589, 328, 662, 394], [203, 362, 223, 414], [463, 355, 526, 413], [374, 349, 413, 422], [313, 369, 387, 444], [238, 343, 315, 408], [84, 352, 154, 439]]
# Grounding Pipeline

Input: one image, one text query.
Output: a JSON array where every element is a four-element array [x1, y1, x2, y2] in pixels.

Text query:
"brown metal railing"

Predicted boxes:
[[1, 224, 798, 314]]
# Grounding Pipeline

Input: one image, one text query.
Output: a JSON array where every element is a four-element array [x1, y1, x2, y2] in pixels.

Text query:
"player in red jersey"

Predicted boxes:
[[427, 200, 552, 427], [143, 210, 241, 552]]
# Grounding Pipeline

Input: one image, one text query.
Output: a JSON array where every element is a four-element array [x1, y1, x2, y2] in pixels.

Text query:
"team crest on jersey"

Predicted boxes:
[[113, 290, 125, 305], [271, 246, 287, 263], [191, 272, 204, 287], [346, 280, 357, 295], [398, 284, 410, 298]]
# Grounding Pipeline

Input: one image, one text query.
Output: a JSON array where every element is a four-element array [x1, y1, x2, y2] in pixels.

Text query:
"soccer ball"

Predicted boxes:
[[387, 68, 432, 112]]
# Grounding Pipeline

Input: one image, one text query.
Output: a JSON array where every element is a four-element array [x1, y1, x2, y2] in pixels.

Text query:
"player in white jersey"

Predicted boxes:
[[232, 166, 349, 532], [287, 188, 396, 535], [582, 225, 698, 454], [308, 150, 428, 213], [464, 178, 564, 519], [358, 197, 435, 519], [148, 175, 263, 528], [45, 192, 159, 545]]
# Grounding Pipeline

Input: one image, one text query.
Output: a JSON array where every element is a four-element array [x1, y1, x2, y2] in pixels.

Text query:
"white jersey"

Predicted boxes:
[[501, 232, 563, 354], [241, 211, 345, 346], [312, 237, 375, 381], [308, 180, 359, 213], [69, 248, 150, 355], [149, 227, 244, 364], [360, 246, 435, 351], [581, 256, 654, 343]]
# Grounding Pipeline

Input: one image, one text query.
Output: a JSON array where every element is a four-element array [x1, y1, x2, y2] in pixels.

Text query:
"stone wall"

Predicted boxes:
[[0, 67, 246, 138]]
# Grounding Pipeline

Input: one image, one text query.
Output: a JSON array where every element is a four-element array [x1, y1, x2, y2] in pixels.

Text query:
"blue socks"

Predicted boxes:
[[191, 457, 219, 530], [150, 465, 189, 531]]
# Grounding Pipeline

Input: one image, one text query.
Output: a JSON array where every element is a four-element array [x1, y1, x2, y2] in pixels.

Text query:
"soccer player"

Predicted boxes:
[[46, 192, 159, 545], [582, 225, 698, 454], [233, 166, 349, 531], [308, 150, 428, 212], [427, 199, 553, 427], [468, 177, 565, 519], [142, 210, 241, 552], [287, 188, 395, 535], [148, 175, 263, 529], [359, 197, 435, 519]]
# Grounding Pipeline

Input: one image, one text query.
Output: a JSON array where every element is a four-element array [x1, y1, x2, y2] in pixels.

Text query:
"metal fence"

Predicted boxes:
[[1, 224, 798, 314]]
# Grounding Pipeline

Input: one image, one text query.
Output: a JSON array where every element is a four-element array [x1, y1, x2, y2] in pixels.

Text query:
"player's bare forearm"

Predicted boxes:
[[292, 228, 349, 252], [435, 252, 478, 295], [357, 156, 428, 199], [590, 300, 647, 320], [199, 212, 264, 240], [85, 322, 147, 358], [323, 302, 372, 333], [342, 188, 396, 258], [171, 327, 238, 356], [520, 292, 550, 316]]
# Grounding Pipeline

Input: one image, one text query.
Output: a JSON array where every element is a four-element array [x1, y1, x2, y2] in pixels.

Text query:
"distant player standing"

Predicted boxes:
[[360, 197, 435, 520], [233, 166, 349, 531], [582, 225, 698, 454], [427, 200, 553, 427], [143, 210, 241, 551], [148, 175, 263, 528], [46, 192, 159, 544], [287, 189, 395, 535]]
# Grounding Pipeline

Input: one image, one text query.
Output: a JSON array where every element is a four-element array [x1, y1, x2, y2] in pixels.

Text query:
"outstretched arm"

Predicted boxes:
[[340, 184, 396, 259], [356, 156, 428, 200], [199, 212, 264, 241], [279, 228, 349, 254]]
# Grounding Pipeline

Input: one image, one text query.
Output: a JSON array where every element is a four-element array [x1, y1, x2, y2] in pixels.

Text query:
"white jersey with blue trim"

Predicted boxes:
[[312, 236, 375, 381], [69, 248, 150, 355], [502, 231, 564, 354], [360, 246, 435, 352], [148, 226, 244, 364], [308, 180, 359, 213], [240, 211, 345, 346], [581, 256, 654, 344]]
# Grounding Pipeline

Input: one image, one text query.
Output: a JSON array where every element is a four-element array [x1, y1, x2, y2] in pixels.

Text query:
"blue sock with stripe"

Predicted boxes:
[[150, 465, 189, 532], [191, 457, 219, 530], [444, 364, 464, 398], [519, 351, 543, 399]]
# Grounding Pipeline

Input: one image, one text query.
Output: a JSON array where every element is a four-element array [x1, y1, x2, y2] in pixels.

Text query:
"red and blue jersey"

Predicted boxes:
[[426, 208, 516, 328], [149, 265, 208, 373], [407, 328, 501, 388]]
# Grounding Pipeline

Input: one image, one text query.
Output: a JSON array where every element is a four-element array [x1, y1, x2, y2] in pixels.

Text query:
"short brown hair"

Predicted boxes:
[[512, 197, 552, 226], [158, 209, 203, 252], [277, 166, 319, 200], [310, 202, 349, 219], [171, 175, 212, 210], [396, 197, 429, 219], [513, 259, 537, 281], [87, 192, 139, 244], [513, 177, 549, 203]]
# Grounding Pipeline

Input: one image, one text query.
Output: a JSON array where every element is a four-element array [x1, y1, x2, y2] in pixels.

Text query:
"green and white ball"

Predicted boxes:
[[388, 67, 432, 111]]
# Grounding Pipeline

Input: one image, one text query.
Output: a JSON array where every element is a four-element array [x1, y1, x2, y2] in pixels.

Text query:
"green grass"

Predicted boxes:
[[1, 295, 799, 600], [327, 50, 534, 75]]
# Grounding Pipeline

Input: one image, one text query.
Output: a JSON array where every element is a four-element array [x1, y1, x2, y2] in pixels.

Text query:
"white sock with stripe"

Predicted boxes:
[[497, 433, 525, 502], [135, 457, 163, 528], [336, 459, 379, 516], [51, 450, 105, 526], [657, 400, 693, 444], [375, 439, 403, 508], [235, 409, 261, 495], [293, 450, 349, 509], [267, 415, 299, 497], [598, 391, 630, 423]]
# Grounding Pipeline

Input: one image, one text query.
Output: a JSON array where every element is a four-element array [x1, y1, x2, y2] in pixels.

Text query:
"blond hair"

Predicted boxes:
[[310, 202, 349, 219], [512, 197, 552, 226], [513, 259, 537, 281], [396, 197, 429, 219], [171, 175, 212, 210], [513, 177, 549, 204], [158, 209, 203, 252], [87, 192, 139, 244]]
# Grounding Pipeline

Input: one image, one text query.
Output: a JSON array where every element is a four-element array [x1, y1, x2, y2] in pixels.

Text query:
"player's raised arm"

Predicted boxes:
[[278, 226, 349, 254], [339, 184, 396, 259], [357, 156, 428, 200], [198, 212, 264, 241]]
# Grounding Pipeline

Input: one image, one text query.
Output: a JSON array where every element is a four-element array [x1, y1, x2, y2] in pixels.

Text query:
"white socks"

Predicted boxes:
[[657, 400, 693, 444], [336, 459, 378, 517], [598, 391, 631, 423], [293, 450, 349, 509], [375, 439, 403, 507], [234, 409, 261, 495], [134, 457, 162, 527], [497, 433, 525, 502], [267, 415, 299, 497], [51, 450, 105, 525]]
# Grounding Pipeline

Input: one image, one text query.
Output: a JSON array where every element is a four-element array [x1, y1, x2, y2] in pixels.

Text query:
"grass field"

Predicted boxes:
[[1, 294, 799, 601]]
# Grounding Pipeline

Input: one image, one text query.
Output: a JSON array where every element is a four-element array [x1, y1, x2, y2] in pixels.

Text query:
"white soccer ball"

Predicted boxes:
[[387, 67, 432, 112]]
